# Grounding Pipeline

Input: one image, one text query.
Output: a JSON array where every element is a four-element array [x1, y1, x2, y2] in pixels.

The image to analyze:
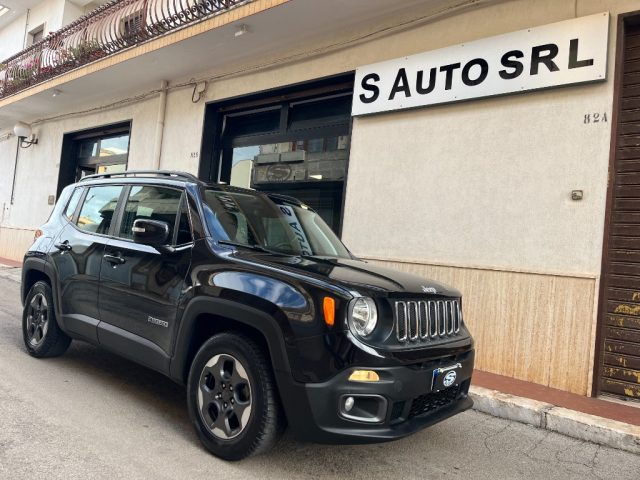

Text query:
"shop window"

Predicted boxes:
[[288, 95, 352, 130], [224, 108, 280, 137], [231, 136, 349, 188], [203, 77, 353, 233]]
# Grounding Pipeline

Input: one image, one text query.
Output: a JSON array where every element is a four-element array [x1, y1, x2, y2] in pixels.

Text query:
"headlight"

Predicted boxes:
[[349, 297, 378, 337]]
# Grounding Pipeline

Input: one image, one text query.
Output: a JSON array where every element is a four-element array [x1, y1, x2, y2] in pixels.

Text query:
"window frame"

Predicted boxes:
[[28, 24, 45, 46], [174, 193, 195, 247], [63, 187, 85, 223]]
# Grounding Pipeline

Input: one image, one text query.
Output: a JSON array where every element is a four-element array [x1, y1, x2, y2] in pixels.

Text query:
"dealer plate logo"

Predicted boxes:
[[443, 370, 457, 387]]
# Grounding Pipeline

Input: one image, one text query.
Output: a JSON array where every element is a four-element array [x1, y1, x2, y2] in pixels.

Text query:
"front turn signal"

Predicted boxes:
[[348, 370, 380, 382], [323, 296, 335, 327], [34, 229, 43, 241]]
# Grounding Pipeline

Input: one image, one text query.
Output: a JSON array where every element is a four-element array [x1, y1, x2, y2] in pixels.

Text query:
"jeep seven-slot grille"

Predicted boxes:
[[394, 299, 462, 343]]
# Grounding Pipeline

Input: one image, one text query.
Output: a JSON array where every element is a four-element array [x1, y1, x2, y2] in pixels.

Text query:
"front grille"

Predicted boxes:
[[394, 299, 462, 343], [408, 386, 460, 419]]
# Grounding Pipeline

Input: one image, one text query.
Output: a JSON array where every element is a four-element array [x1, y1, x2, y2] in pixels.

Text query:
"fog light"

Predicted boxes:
[[344, 396, 354, 412], [348, 370, 380, 382]]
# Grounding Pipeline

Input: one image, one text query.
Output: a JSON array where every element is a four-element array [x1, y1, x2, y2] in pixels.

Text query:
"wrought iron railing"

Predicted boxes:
[[0, 0, 250, 99]]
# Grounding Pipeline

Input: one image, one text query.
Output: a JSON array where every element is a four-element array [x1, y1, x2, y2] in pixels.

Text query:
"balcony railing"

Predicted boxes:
[[0, 0, 250, 99]]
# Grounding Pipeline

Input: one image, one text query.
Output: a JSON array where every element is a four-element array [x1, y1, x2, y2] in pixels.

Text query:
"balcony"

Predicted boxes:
[[0, 0, 252, 99]]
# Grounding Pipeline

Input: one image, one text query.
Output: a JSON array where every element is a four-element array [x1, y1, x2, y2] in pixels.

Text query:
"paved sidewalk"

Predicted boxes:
[[2, 255, 639, 454], [470, 373, 640, 455], [0, 257, 21, 283]]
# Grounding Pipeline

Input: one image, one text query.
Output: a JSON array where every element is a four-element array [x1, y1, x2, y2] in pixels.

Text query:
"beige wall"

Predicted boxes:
[[2, 0, 640, 393], [368, 258, 597, 395]]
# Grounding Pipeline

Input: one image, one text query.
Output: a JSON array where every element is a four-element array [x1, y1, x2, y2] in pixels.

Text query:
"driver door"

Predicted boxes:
[[97, 184, 192, 369]]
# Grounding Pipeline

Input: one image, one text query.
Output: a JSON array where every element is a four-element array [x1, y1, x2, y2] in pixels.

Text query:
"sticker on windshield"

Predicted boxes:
[[279, 205, 312, 255]]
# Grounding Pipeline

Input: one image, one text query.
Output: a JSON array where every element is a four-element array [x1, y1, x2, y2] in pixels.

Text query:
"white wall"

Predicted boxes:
[[62, 1, 84, 27], [0, 93, 158, 230], [0, 15, 28, 62], [0, 134, 18, 223]]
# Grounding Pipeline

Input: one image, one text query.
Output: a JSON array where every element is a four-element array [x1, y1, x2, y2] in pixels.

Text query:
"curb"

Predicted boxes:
[[470, 386, 640, 455]]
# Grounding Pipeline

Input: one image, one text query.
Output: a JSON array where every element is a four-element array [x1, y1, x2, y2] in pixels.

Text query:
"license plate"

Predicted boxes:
[[431, 363, 462, 392]]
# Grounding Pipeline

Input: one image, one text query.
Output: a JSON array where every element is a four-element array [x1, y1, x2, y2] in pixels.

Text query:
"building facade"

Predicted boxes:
[[0, 0, 639, 401]]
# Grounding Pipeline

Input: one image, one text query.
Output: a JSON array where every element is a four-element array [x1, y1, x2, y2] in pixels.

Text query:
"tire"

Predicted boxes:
[[187, 332, 285, 461], [22, 281, 71, 358]]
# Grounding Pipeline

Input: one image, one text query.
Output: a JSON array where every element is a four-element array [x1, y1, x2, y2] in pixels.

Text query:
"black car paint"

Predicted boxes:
[[22, 175, 475, 444]]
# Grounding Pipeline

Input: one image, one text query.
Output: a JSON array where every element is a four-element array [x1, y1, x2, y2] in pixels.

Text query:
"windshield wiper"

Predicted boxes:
[[218, 240, 272, 253]]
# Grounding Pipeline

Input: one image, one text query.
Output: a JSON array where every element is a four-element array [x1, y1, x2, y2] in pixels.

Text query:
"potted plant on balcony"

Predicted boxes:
[[68, 39, 105, 63]]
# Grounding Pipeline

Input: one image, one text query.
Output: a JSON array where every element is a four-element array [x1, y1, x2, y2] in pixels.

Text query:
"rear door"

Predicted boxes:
[[97, 184, 192, 368], [49, 184, 124, 342]]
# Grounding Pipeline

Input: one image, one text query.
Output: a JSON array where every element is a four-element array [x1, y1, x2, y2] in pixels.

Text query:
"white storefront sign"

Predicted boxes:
[[352, 12, 609, 116]]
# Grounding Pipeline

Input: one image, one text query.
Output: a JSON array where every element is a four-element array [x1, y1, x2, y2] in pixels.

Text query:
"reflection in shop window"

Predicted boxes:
[[230, 135, 349, 189], [100, 134, 129, 156]]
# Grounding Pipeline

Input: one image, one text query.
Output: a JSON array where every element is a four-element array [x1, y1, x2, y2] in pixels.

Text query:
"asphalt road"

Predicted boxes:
[[0, 273, 638, 480]]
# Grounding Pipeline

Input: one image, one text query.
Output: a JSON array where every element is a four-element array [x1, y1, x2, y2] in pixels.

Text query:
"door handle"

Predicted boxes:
[[103, 254, 126, 265], [54, 242, 72, 252]]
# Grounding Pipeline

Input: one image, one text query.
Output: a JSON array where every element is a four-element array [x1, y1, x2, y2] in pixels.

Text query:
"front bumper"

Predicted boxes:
[[280, 349, 474, 444]]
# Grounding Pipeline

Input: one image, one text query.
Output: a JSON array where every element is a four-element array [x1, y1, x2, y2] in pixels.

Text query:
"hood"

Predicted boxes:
[[232, 252, 460, 297]]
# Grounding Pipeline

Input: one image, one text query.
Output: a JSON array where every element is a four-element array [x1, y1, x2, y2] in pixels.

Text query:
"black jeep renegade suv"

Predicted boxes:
[[21, 170, 474, 460]]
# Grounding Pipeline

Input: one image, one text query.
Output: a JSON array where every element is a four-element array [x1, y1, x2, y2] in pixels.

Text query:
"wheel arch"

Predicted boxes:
[[21, 257, 52, 304], [170, 297, 292, 386]]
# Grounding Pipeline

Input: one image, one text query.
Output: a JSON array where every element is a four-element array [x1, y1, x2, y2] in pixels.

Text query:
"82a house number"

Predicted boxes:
[[584, 112, 608, 124]]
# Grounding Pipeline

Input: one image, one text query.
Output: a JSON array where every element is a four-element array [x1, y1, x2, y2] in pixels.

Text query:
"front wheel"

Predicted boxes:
[[187, 333, 285, 461], [22, 281, 71, 358]]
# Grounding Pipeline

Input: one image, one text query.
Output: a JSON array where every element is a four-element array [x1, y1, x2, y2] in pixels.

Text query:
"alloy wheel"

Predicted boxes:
[[197, 353, 252, 440], [26, 293, 49, 347]]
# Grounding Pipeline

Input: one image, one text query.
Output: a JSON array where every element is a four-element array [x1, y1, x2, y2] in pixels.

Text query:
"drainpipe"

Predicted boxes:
[[153, 80, 168, 169], [22, 9, 31, 49], [10, 136, 20, 205]]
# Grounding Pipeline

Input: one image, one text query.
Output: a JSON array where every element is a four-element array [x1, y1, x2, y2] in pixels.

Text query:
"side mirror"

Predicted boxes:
[[132, 219, 170, 247]]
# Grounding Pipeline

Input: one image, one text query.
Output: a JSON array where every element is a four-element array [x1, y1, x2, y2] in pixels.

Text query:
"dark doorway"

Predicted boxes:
[[57, 121, 131, 197], [199, 75, 354, 233]]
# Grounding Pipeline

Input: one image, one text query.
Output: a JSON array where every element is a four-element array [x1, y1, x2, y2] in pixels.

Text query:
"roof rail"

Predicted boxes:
[[78, 170, 202, 183]]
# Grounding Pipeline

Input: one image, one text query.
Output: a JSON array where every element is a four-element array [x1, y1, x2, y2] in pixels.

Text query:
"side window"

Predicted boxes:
[[76, 185, 123, 234], [175, 197, 193, 245], [118, 186, 183, 242], [64, 188, 83, 221]]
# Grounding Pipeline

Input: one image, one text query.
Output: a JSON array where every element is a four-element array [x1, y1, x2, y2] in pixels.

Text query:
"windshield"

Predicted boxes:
[[202, 189, 352, 259]]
